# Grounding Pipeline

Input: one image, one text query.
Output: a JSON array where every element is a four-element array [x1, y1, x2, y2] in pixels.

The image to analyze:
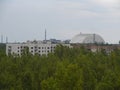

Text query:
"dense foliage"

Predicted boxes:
[[0, 43, 6, 54], [0, 45, 120, 90]]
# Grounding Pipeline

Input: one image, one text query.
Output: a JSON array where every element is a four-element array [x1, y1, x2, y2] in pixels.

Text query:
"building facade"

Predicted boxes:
[[6, 40, 71, 56]]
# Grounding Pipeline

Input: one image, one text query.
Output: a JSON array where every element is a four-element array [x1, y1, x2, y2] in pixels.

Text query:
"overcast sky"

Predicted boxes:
[[0, 0, 120, 43]]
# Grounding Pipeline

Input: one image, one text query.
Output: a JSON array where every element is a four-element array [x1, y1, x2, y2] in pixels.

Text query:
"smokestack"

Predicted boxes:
[[6, 37, 8, 43], [1, 35, 3, 43], [45, 29, 46, 41], [93, 34, 95, 44]]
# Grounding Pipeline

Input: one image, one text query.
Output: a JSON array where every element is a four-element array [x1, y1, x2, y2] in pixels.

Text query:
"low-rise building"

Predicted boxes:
[[71, 44, 120, 54], [6, 40, 71, 56]]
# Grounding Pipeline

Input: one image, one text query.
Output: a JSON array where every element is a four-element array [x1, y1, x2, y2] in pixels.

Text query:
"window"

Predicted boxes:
[[35, 50, 37, 52], [8, 46, 11, 48], [47, 47, 49, 49], [8, 49, 11, 53], [51, 47, 55, 49], [18, 47, 19, 49], [31, 47, 33, 49], [39, 47, 41, 49]]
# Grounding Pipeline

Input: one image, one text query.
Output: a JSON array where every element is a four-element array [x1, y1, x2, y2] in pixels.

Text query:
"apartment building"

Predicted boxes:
[[6, 40, 71, 56]]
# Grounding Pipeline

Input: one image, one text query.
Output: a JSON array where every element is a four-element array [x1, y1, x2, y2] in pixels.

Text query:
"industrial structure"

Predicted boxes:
[[70, 33, 120, 53], [0, 35, 8, 44], [6, 30, 72, 56], [7, 32, 120, 56], [70, 33, 105, 44]]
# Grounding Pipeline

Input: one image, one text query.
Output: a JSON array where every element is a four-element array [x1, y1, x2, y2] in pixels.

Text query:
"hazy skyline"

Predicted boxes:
[[0, 0, 120, 43]]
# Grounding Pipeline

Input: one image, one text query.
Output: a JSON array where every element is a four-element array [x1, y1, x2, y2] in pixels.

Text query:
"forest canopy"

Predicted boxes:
[[0, 45, 120, 90]]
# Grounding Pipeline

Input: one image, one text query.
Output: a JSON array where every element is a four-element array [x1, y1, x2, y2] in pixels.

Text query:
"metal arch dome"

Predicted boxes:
[[70, 33, 105, 44]]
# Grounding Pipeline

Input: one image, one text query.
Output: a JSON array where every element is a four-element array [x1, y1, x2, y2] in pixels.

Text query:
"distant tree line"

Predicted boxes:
[[0, 45, 120, 90]]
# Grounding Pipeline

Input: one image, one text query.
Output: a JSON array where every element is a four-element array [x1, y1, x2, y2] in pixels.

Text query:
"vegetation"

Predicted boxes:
[[0, 43, 6, 53], [0, 45, 120, 90]]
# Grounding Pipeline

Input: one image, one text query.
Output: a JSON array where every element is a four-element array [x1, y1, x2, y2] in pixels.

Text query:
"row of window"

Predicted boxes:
[[8, 50, 55, 56], [16, 50, 53, 53], [16, 53, 47, 56], [8, 46, 56, 50], [31, 50, 50, 53], [16, 50, 51, 55], [30, 47, 55, 49], [8, 49, 54, 53], [18, 46, 26, 49]]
